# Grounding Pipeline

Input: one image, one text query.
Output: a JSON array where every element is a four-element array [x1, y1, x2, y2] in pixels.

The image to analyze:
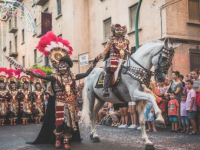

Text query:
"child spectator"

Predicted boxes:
[[168, 92, 180, 132], [156, 82, 167, 128], [180, 94, 189, 133], [144, 102, 157, 132], [186, 80, 197, 134]]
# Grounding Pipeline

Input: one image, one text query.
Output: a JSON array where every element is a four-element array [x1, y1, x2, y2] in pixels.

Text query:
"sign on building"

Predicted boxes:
[[79, 54, 89, 67]]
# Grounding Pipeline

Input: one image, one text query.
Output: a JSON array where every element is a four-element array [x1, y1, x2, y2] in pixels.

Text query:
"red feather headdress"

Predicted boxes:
[[36, 31, 73, 56]]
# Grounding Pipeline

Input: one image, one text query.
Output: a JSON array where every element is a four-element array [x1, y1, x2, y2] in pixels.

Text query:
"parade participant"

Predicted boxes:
[[7, 69, 21, 126], [32, 78, 45, 124], [24, 31, 97, 150], [19, 72, 32, 125], [95, 24, 130, 97], [0, 68, 10, 126]]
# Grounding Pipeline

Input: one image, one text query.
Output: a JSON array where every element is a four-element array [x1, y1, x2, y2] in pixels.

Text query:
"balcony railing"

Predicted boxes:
[[36, 0, 49, 6]]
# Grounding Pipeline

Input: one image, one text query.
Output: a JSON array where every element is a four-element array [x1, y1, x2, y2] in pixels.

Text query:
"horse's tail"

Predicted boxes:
[[80, 79, 91, 127]]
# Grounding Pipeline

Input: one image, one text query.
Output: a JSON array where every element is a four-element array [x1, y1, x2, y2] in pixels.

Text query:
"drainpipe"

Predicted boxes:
[[135, 0, 143, 50]]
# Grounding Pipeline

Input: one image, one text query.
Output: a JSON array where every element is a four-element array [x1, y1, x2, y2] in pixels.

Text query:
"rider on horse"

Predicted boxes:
[[96, 24, 131, 97]]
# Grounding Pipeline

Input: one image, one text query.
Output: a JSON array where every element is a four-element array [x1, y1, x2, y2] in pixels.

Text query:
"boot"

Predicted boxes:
[[2, 120, 4, 126], [22, 119, 25, 125], [53, 130, 62, 149], [103, 74, 112, 97], [38, 118, 42, 124], [26, 119, 29, 125], [10, 119, 13, 126], [13, 119, 16, 125], [63, 138, 71, 150], [35, 118, 38, 124]]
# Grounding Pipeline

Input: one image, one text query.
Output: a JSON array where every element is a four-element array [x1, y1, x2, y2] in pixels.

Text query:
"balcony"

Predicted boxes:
[[9, 18, 18, 33], [36, 23, 42, 38], [36, 0, 49, 6], [9, 52, 18, 57]]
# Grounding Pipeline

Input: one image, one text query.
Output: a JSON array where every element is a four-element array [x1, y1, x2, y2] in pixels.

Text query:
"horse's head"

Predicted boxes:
[[152, 38, 180, 82]]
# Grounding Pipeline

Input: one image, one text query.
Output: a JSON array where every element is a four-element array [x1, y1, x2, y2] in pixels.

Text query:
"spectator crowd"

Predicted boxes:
[[80, 69, 200, 135]]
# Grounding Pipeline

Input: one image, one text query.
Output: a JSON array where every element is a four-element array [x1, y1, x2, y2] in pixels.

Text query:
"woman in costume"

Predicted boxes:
[[19, 72, 32, 125], [7, 69, 21, 126], [0, 68, 10, 126], [24, 31, 97, 150], [32, 77, 45, 124]]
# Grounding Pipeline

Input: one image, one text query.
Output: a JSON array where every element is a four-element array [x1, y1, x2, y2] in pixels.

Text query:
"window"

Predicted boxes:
[[22, 56, 25, 67], [14, 16, 17, 28], [10, 64, 12, 69], [188, 0, 200, 22], [34, 18, 37, 25], [129, 4, 139, 31], [34, 49, 37, 64], [9, 19, 11, 30], [57, 0, 62, 15], [45, 56, 49, 66], [9, 41, 12, 52], [44, 7, 49, 13], [22, 29, 25, 43], [103, 18, 111, 40], [15, 36, 17, 52]]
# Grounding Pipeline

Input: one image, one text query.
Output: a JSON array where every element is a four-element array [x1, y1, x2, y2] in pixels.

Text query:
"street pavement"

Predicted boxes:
[[0, 124, 200, 150]]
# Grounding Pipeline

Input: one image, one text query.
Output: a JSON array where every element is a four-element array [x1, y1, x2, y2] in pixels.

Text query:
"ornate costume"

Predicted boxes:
[[96, 24, 130, 97], [19, 72, 32, 125], [25, 31, 96, 150], [0, 68, 10, 126], [7, 69, 21, 126], [32, 78, 44, 124]]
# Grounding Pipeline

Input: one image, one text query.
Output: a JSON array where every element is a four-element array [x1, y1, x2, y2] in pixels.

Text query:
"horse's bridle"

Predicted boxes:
[[125, 46, 174, 76]]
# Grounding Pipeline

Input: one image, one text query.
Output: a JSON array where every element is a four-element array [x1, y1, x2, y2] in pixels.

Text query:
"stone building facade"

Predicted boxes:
[[1, 0, 200, 78]]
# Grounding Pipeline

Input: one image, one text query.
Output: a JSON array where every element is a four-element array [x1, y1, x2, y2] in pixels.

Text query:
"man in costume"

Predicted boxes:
[[19, 72, 32, 125], [32, 78, 45, 124], [0, 68, 10, 126], [23, 31, 97, 149], [95, 24, 130, 97], [7, 69, 21, 126]]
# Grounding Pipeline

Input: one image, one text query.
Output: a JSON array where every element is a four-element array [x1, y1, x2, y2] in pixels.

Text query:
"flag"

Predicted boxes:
[[41, 12, 52, 36]]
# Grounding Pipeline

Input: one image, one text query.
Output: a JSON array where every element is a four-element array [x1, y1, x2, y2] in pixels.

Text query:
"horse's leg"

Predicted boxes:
[[90, 98, 105, 142], [138, 105, 155, 150], [133, 90, 164, 124]]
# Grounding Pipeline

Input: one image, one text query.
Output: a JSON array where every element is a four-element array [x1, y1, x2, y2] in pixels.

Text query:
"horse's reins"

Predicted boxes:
[[124, 46, 172, 76]]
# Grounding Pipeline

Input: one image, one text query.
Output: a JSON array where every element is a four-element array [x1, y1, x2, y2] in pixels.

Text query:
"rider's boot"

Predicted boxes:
[[103, 74, 112, 97]]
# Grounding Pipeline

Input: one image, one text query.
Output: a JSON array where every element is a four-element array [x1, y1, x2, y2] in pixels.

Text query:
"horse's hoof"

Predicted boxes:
[[90, 133, 93, 140], [155, 119, 164, 126], [145, 144, 155, 150], [92, 136, 100, 142]]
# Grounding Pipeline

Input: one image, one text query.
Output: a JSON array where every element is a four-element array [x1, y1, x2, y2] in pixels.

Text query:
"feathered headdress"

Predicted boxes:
[[0, 68, 10, 83], [20, 71, 30, 84], [36, 31, 73, 69]]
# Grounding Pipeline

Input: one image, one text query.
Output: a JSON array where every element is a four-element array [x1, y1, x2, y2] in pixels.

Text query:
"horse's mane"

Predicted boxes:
[[133, 40, 163, 56]]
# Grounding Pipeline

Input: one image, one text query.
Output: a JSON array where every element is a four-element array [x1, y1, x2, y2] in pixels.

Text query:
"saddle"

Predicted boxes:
[[95, 59, 123, 88]]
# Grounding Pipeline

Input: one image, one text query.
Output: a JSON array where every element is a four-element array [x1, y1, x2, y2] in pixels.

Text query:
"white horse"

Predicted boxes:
[[81, 39, 180, 150]]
